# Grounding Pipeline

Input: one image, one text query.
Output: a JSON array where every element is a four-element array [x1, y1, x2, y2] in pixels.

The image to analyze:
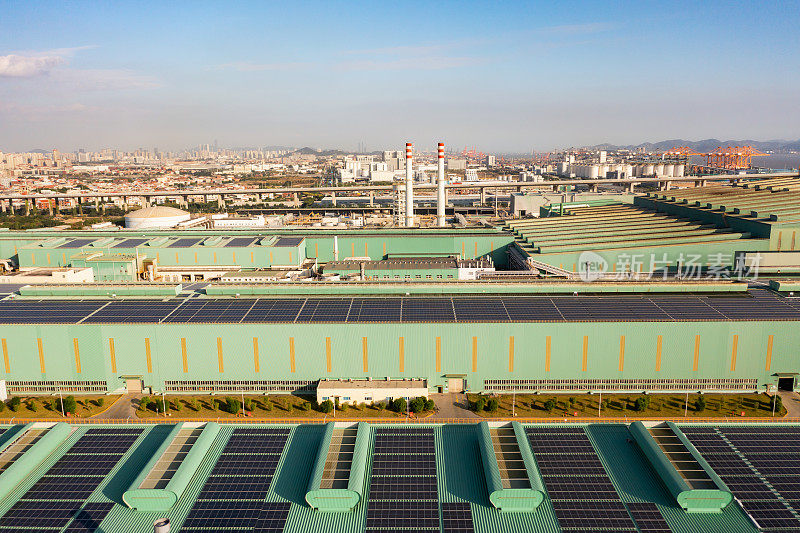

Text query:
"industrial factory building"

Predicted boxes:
[[1, 420, 798, 532], [0, 176, 799, 400]]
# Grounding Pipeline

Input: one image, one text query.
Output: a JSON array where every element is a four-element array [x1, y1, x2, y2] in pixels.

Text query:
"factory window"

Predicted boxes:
[[483, 378, 759, 392], [343, 397, 351, 401], [447, 275, 454, 279], [436, 275, 443, 279], [415, 275, 422, 279], [365, 396, 372, 401], [7, 380, 107, 393], [426, 275, 432, 279], [163, 380, 314, 393]]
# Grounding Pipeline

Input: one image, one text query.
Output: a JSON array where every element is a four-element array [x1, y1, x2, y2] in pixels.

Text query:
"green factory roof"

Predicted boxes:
[[0, 421, 790, 532]]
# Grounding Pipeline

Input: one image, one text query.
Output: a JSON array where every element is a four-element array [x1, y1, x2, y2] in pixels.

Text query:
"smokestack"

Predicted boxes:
[[404, 142, 414, 227], [437, 142, 446, 227]]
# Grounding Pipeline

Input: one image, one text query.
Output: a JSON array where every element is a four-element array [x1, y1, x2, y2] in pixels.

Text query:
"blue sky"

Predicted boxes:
[[1, 0, 798, 152]]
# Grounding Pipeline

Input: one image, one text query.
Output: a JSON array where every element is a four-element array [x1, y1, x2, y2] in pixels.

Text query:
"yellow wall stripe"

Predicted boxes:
[[435, 337, 441, 373], [253, 338, 260, 372], [399, 337, 405, 373], [693, 335, 700, 371], [545, 336, 551, 372], [618, 336, 625, 372], [289, 337, 296, 373], [73, 338, 81, 374], [656, 335, 662, 371], [509, 336, 514, 372], [2, 338, 9, 373], [37, 338, 45, 373], [145, 338, 152, 373], [582, 336, 588, 372], [181, 338, 188, 373], [731, 335, 738, 371], [109, 339, 117, 373], [326, 337, 332, 373], [217, 337, 224, 373], [766, 334, 774, 371], [362, 337, 368, 372], [472, 336, 477, 372]]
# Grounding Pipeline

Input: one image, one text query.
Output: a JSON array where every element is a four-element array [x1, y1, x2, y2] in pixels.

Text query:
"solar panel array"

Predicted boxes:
[[111, 238, 148, 248], [3, 289, 799, 324], [0, 427, 141, 532], [225, 237, 259, 248], [366, 428, 440, 533], [56, 239, 95, 249], [273, 237, 303, 247], [167, 238, 203, 248], [441, 501, 475, 533], [181, 428, 291, 532], [683, 426, 800, 531], [526, 427, 638, 532]]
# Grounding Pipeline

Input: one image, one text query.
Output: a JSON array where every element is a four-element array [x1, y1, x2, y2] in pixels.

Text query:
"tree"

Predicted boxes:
[[139, 397, 151, 411], [320, 399, 334, 414], [474, 397, 487, 412], [634, 396, 650, 412], [409, 397, 426, 413], [226, 397, 241, 414], [8, 397, 21, 412], [392, 397, 407, 413], [300, 402, 311, 411], [154, 398, 165, 414], [244, 398, 254, 412], [0, 400, 4, 412], [28, 401, 38, 412], [696, 395, 707, 412], [190, 398, 200, 411], [62, 395, 77, 415], [424, 399, 436, 412], [487, 398, 499, 412], [544, 398, 557, 412], [774, 394, 783, 414], [374, 400, 386, 412], [173, 399, 183, 411], [96, 397, 105, 408]]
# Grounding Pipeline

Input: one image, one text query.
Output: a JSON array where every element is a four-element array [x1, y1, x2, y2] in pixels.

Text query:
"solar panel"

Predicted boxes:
[[295, 298, 351, 323], [452, 298, 510, 322], [241, 298, 304, 322], [740, 501, 800, 528], [0, 500, 82, 529], [63, 502, 115, 533], [550, 500, 637, 530], [57, 239, 95, 248], [626, 502, 671, 532], [167, 238, 202, 248], [401, 297, 455, 322], [273, 237, 303, 247], [81, 300, 181, 324], [348, 297, 402, 322], [441, 502, 474, 533], [225, 237, 259, 247], [369, 476, 438, 501], [365, 501, 440, 529], [112, 238, 148, 248]]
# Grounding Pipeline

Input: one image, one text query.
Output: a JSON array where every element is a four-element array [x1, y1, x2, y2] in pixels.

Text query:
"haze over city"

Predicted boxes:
[[1, 0, 799, 153]]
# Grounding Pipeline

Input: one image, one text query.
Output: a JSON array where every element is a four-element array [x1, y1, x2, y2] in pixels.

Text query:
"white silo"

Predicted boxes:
[[589, 165, 599, 179], [655, 164, 665, 176], [675, 164, 685, 177], [664, 164, 674, 177], [644, 164, 655, 176], [625, 164, 633, 179]]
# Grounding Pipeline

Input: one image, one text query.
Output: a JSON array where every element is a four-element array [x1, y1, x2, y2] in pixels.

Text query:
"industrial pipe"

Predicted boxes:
[[437, 142, 446, 227], [404, 142, 414, 227]]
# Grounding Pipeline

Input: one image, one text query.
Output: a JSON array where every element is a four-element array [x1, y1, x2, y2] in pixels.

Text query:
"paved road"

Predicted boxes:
[[429, 393, 480, 419], [779, 391, 800, 417], [91, 394, 140, 420]]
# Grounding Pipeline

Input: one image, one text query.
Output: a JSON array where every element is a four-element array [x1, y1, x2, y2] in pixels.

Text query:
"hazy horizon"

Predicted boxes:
[[1, 0, 798, 153]]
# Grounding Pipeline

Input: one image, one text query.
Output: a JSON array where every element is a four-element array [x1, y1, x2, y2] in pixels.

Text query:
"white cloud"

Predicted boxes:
[[0, 54, 64, 77]]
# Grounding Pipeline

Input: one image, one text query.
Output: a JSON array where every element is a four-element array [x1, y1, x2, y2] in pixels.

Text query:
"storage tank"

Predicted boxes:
[[625, 165, 633, 179], [558, 162, 568, 176], [589, 165, 599, 179], [664, 164, 674, 177], [655, 164, 665, 176], [675, 164, 685, 177], [124, 206, 191, 229], [644, 164, 655, 176]]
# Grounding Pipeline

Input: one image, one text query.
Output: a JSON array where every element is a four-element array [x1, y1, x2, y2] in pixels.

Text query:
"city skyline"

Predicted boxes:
[[1, 1, 799, 152]]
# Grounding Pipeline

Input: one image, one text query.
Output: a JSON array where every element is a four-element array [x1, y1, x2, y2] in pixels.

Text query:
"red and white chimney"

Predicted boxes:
[[437, 142, 446, 227], [404, 142, 414, 227]]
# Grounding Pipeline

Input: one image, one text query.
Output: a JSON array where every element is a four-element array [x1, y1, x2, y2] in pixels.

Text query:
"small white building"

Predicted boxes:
[[317, 378, 428, 405]]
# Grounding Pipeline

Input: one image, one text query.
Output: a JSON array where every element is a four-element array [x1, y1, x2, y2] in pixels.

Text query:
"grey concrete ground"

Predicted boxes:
[[429, 393, 480, 419], [778, 391, 800, 417], [91, 394, 140, 420]]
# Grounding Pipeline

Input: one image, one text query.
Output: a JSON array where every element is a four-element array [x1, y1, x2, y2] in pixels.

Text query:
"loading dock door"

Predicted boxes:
[[448, 378, 464, 393], [779, 376, 796, 391], [125, 378, 143, 394]]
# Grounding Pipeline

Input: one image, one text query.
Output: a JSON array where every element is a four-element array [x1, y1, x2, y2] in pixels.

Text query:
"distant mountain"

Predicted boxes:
[[587, 139, 800, 153], [292, 147, 347, 156]]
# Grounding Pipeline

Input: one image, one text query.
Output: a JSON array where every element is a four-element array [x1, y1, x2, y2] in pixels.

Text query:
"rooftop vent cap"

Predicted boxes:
[[154, 518, 170, 533]]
